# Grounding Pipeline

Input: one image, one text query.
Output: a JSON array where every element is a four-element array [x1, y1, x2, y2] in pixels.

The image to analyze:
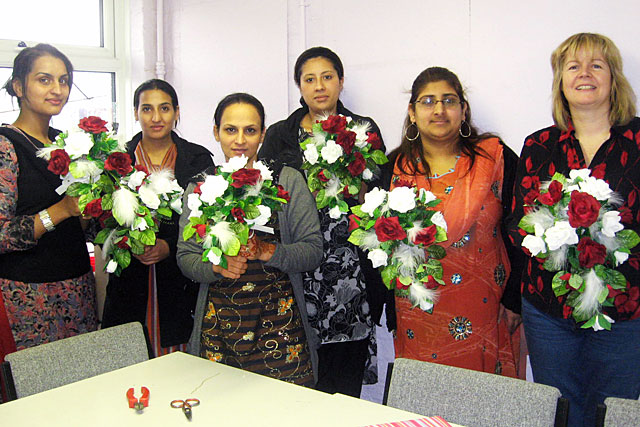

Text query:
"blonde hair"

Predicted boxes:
[[551, 33, 636, 131]]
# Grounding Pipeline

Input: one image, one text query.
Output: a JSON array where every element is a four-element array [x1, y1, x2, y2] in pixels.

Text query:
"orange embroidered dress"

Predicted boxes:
[[392, 138, 518, 376]]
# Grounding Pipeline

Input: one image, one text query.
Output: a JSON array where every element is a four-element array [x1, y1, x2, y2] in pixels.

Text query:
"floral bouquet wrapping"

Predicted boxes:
[[348, 184, 448, 312], [519, 169, 640, 330], [182, 155, 290, 268], [300, 114, 388, 219], [38, 116, 184, 276]]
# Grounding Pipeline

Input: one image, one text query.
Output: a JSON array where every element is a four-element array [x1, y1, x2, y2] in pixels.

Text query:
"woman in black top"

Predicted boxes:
[[258, 47, 386, 396], [101, 80, 214, 356]]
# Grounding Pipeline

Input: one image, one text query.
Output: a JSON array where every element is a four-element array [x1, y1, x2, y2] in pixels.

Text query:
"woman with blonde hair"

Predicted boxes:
[[510, 33, 640, 426]]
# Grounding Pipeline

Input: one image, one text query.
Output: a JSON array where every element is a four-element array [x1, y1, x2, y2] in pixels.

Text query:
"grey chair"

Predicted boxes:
[[384, 358, 568, 427], [1, 322, 149, 399], [594, 396, 640, 427]]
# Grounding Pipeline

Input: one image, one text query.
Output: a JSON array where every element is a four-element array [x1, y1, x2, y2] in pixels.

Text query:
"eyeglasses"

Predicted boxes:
[[415, 96, 462, 109]]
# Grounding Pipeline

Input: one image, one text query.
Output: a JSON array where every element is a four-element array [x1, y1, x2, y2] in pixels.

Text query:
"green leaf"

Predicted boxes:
[[370, 150, 388, 165], [183, 224, 197, 241], [580, 315, 597, 329], [552, 271, 570, 296], [222, 236, 241, 256], [316, 189, 331, 209], [435, 227, 447, 243], [156, 207, 172, 218], [398, 276, 412, 286], [244, 204, 260, 220], [348, 184, 359, 195], [101, 193, 113, 211], [140, 229, 156, 246], [348, 229, 365, 246], [114, 248, 131, 270], [568, 274, 584, 290], [381, 264, 398, 289], [94, 228, 111, 245], [351, 205, 365, 218], [598, 286, 609, 304], [517, 216, 536, 234], [338, 200, 349, 213], [617, 229, 640, 250], [426, 245, 446, 260], [605, 268, 628, 290], [130, 238, 145, 255], [66, 182, 92, 197]]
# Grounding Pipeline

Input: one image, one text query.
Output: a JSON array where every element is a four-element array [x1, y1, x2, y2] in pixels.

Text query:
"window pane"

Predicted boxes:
[[0, 1, 102, 47], [0, 68, 116, 135]]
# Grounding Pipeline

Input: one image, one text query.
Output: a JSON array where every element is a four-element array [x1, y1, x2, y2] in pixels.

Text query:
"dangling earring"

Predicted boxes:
[[459, 120, 471, 138], [405, 122, 420, 141]]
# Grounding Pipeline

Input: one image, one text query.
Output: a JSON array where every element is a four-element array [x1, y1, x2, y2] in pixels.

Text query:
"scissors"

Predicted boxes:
[[171, 398, 200, 421]]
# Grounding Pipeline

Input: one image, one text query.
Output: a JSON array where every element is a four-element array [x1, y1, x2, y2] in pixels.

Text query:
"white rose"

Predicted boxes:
[[170, 197, 183, 214], [569, 169, 592, 182], [361, 187, 388, 215], [220, 155, 248, 172], [320, 140, 343, 164], [206, 250, 222, 265], [419, 188, 437, 204], [199, 174, 229, 204], [105, 259, 118, 273], [138, 184, 161, 210], [592, 314, 615, 332], [134, 216, 148, 231], [64, 132, 94, 158], [362, 168, 373, 180], [253, 160, 273, 181], [187, 193, 203, 218], [522, 234, 547, 256], [127, 170, 147, 190], [419, 298, 434, 312], [544, 221, 579, 251], [601, 211, 624, 237], [578, 176, 613, 201], [328, 206, 342, 219], [614, 250, 630, 266], [303, 144, 319, 165], [431, 211, 448, 232], [368, 249, 388, 268], [388, 186, 416, 213], [246, 205, 271, 227]]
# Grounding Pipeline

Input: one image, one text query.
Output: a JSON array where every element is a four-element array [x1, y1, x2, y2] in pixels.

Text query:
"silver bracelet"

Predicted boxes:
[[38, 209, 56, 232]]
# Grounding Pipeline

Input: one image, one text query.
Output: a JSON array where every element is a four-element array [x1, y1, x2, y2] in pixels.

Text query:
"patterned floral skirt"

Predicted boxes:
[[1, 271, 98, 350], [200, 262, 313, 387]]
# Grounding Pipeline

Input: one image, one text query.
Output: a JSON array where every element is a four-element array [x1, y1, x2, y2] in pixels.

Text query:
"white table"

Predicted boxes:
[[0, 352, 456, 426]]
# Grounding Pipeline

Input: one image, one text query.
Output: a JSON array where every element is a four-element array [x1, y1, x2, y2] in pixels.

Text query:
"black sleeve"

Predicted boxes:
[[500, 142, 523, 314], [258, 124, 282, 164]]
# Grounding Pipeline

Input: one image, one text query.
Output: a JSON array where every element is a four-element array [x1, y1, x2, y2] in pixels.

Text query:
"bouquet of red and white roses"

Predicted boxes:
[[348, 184, 448, 312], [182, 155, 289, 268], [519, 168, 640, 330], [38, 116, 184, 276], [300, 114, 387, 218]]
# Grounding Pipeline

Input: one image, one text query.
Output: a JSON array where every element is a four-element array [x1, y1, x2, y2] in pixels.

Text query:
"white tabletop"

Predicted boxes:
[[0, 352, 454, 427]]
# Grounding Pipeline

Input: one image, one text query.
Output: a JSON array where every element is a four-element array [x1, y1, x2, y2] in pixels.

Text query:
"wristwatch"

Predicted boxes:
[[38, 209, 56, 232]]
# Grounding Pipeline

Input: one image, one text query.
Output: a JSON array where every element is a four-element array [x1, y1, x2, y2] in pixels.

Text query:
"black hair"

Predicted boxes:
[[133, 79, 179, 110], [293, 46, 344, 87], [389, 66, 495, 178], [3, 43, 74, 106], [213, 93, 265, 130]]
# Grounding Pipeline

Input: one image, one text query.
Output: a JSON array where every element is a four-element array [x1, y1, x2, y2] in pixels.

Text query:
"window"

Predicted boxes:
[[0, 0, 129, 136]]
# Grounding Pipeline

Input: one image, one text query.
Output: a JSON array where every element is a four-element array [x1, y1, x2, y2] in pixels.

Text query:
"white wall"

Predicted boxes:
[[130, 0, 640, 158]]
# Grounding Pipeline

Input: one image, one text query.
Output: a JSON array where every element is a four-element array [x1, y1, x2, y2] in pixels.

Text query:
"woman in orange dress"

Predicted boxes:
[[387, 67, 524, 376]]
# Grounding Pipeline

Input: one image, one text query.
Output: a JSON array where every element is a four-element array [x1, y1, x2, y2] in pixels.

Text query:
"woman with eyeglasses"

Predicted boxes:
[[386, 67, 524, 376], [101, 79, 214, 357], [258, 47, 386, 396], [0, 44, 98, 362], [510, 33, 640, 426]]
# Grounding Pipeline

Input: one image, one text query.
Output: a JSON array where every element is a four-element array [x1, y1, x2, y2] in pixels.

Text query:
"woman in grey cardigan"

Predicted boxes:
[[176, 93, 322, 386]]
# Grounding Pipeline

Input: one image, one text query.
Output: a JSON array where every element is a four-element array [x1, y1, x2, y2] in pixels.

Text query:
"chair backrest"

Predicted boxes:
[[602, 397, 640, 426], [4, 322, 149, 398], [386, 358, 565, 427]]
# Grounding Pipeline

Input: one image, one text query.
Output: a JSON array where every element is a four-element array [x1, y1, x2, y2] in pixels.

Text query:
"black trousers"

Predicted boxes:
[[315, 338, 369, 397]]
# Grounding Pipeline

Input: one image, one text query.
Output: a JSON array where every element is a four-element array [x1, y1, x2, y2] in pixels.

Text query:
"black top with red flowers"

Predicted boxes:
[[509, 117, 640, 322]]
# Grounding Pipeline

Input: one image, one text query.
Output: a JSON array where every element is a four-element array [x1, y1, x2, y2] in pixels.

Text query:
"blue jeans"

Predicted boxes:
[[522, 298, 640, 427]]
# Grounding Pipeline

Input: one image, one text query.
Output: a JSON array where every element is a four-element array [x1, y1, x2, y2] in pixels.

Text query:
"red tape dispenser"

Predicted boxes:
[[127, 386, 150, 413]]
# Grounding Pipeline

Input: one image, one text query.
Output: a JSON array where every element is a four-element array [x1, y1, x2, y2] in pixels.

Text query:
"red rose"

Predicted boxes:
[[348, 214, 361, 232], [374, 216, 407, 242], [424, 275, 439, 290], [134, 164, 149, 174], [347, 152, 366, 176], [321, 115, 347, 133], [342, 185, 353, 199], [84, 198, 103, 218], [560, 273, 572, 281], [47, 149, 71, 175], [98, 210, 113, 228], [367, 132, 382, 150], [614, 287, 639, 313], [276, 185, 291, 202], [336, 130, 357, 155], [104, 152, 133, 176], [193, 182, 203, 195], [395, 278, 409, 290], [78, 116, 108, 134], [231, 207, 246, 223], [413, 225, 437, 246], [317, 170, 329, 182], [115, 236, 130, 249], [524, 189, 540, 205], [230, 168, 261, 188], [195, 223, 207, 238], [577, 237, 607, 268], [537, 180, 563, 206], [568, 191, 601, 228]]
